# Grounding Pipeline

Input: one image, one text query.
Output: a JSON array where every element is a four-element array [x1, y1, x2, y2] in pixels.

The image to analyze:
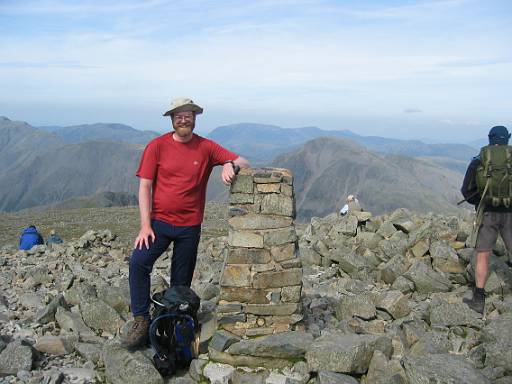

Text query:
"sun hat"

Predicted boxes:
[[162, 97, 203, 117]]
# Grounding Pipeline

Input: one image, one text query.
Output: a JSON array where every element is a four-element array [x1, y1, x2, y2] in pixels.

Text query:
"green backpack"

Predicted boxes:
[[475, 145, 512, 208]]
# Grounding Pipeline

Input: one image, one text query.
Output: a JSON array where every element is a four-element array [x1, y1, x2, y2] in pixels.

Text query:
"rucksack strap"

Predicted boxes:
[[149, 313, 194, 360]]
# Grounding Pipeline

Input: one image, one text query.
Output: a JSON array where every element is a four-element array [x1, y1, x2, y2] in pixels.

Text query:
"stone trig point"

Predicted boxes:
[[218, 167, 303, 337]]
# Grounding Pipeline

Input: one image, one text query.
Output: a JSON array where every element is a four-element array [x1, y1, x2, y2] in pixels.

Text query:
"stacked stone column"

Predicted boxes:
[[218, 168, 303, 337]]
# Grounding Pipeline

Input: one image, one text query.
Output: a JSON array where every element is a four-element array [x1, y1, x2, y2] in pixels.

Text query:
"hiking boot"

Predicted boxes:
[[121, 316, 150, 349], [463, 288, 485, 314]]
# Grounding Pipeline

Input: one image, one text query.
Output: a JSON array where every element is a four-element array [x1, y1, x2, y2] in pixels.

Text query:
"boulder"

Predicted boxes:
[[336, 294, 376, 320], [404, 261, 452, 293], [306, 332, 392, 374], [376, 290, 410, 320], [0, 340, 34, 376], [429, 299, 483, 328], [203, 362, 235, 384], [403, 353, 490, 384], [317, 371, 358, 384], [80, 298, 125, 334], [102, 343, 163, 384], [227, 331, 313, 359]]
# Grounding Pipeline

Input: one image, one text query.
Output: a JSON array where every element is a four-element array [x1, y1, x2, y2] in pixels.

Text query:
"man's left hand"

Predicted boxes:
[[222, 162, 236, 185]]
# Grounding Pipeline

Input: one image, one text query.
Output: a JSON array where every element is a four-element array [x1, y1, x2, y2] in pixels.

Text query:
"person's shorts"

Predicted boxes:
[[475, 211, 512, 252]]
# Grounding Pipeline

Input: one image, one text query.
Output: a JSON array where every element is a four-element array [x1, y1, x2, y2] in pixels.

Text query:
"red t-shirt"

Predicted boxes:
[[136, 132, 238, 226]]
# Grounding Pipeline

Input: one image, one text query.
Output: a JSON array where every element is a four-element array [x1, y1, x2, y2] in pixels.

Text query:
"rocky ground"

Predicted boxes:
[[1, 206, 512, 383]]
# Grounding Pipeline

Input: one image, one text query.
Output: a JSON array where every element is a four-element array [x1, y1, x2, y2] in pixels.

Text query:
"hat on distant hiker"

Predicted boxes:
[[488, 126, 510, 145], [163, 97, 203, 117]]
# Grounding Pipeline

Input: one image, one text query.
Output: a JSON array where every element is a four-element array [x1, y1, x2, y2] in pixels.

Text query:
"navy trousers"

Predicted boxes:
[[129, 219, 201, 317]]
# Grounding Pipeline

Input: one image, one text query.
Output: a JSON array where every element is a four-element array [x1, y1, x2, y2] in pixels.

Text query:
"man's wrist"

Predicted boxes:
[[224, 160, 240, 174]]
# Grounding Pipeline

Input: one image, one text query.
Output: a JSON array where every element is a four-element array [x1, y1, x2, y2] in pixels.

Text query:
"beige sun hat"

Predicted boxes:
[[163, 97, 203, 116]]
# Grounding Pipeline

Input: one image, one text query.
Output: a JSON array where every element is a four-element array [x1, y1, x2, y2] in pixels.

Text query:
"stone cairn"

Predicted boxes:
[[217, 167, 303, 338]]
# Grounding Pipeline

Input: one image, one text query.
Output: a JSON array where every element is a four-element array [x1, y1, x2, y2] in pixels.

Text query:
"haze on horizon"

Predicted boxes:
[[0, 0, 511, 142]]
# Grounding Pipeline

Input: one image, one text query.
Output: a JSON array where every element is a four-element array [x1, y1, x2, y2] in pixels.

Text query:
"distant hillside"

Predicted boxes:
[[273, 137, 463, 220], [0, 116, 64, 175], [0, 116, 467, 217], [0, 141, 143, 212], [47, 123, 159, 144], [26, 191, 138, 211], [208, 123, 477, 167]]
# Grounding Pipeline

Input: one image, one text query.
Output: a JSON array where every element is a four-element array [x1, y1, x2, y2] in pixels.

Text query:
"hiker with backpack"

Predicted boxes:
[[19, 225, 44, 250], [121, 97, 250, 351], [461, 126, 512, 314]]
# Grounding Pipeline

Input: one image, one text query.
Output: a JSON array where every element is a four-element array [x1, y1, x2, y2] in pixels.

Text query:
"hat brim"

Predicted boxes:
[[163, 104, 203, 117]]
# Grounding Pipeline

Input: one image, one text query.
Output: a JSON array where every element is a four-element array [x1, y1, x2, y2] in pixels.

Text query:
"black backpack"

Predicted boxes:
[[149, 285, 200, 376]]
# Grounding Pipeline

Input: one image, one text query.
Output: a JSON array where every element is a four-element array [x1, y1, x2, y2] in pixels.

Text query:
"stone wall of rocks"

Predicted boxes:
[[218, 168, 303, 337]]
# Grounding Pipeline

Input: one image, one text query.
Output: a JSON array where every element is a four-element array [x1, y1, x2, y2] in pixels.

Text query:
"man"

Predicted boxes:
[[461, 125, 512, 314], [121, 97, 250, 348]]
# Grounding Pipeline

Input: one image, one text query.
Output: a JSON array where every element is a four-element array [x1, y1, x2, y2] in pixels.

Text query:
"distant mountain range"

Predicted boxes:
[[208, 123, 478, 173], [38, 122, 159, 144], [273, 137, 463, 220], [0, 116, 475, 217]]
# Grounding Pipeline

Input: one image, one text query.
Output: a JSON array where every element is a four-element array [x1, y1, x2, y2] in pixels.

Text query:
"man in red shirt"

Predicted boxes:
[[121, 97, 250, 348]]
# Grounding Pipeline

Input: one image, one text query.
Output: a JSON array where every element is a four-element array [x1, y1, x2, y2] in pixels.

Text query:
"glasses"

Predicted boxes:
[[173, 114, 194, 122]]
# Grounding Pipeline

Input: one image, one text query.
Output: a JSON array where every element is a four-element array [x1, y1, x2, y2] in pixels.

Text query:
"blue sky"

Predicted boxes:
[[0, 0, 511, 141]]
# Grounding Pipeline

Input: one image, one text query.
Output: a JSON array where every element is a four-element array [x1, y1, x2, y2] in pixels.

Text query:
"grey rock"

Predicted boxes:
[[376, 221, 397, 238], [55, 307, 100, 342], [379, 256, 409, 284], [481, 312, 512, 371], [403, 353, 490, 384], [263, 227, 297, 247], [227, 331, 313, 358], [189, 358, 208, 382], [36, 294, 66, 324], [19, 292, 44, 309], [229, 214, 292, 230], [391, 276, 415, 293], [408, 331, 451, 357], [252, 269, 302, 289], [376, 290, 410, 320], [80, 298, 125, 334], [35, 335, 77, 355], [260, 194, 294, 217], [74, 342, 102, 363], [328, 216, 358, 238], [203, 362, 235, 384], [336, 294, 376, 320], [317, 371, 358, 384], [330, 249, 369, 277], [430, 241, 464, 274], [429, 299, 483, 328], [232, 369, 268, 384], [0, 340, 34, 375], [366, 350, 406, 384], [209, 330, 241, 352], [96, 284, 130, 314], [102, 343, 163, 384], [64, 281, 97, 306], [231, 173, 254, 194], [404, 261, 452, 293], [306, 332, 392, 374]]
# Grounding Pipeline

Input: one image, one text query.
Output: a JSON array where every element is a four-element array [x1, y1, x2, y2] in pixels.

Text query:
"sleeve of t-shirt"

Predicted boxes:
[[136, 141, 159, 180], [208, 140, 238, 166]]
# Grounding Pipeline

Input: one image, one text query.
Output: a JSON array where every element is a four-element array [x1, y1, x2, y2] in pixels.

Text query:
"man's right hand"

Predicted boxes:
[[134, 226, 155, 250]]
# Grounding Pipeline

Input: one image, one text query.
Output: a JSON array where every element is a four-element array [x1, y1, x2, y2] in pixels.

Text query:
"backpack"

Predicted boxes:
[[475, 145, 512, 208], [149, 285, 200, 377], [19, 226, 44, 250]]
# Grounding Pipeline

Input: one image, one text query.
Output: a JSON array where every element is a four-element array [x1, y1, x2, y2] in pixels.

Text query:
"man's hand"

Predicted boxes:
[[134, 225, 155, 250], [221, 162, 237, 185]]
